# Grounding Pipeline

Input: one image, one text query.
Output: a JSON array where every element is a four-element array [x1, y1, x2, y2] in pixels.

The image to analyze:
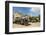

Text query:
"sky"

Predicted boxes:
[[13, 7, 40, 16]]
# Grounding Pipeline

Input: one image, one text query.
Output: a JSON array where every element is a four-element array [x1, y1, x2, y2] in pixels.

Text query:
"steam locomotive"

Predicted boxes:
[[13, 16, 30, 26]]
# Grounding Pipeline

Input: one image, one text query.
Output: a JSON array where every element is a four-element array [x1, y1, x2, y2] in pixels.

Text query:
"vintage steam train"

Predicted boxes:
[[13, 16, 40, 26]]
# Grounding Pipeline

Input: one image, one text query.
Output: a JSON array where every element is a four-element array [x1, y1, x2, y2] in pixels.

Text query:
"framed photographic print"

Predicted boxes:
[[5, 1, 45, 34]]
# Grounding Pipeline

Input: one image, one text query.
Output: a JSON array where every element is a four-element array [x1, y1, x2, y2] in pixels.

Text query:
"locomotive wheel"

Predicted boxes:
[[21, 23, 24, 25]]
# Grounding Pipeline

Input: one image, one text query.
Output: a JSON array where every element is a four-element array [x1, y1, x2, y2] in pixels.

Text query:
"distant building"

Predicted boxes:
[[13, 12, 22, 22]]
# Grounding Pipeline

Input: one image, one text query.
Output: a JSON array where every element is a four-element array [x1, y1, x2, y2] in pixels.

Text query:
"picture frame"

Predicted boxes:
[[5, 1, 45, 34]]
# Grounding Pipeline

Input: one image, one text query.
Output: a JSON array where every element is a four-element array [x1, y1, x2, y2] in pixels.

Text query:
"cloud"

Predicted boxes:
[[29, 7, 40, 16], [30, 7, 40, 13]]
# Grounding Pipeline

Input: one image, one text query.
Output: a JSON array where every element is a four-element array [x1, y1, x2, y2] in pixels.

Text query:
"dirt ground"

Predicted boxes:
[[13, 22, 40, 28]]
